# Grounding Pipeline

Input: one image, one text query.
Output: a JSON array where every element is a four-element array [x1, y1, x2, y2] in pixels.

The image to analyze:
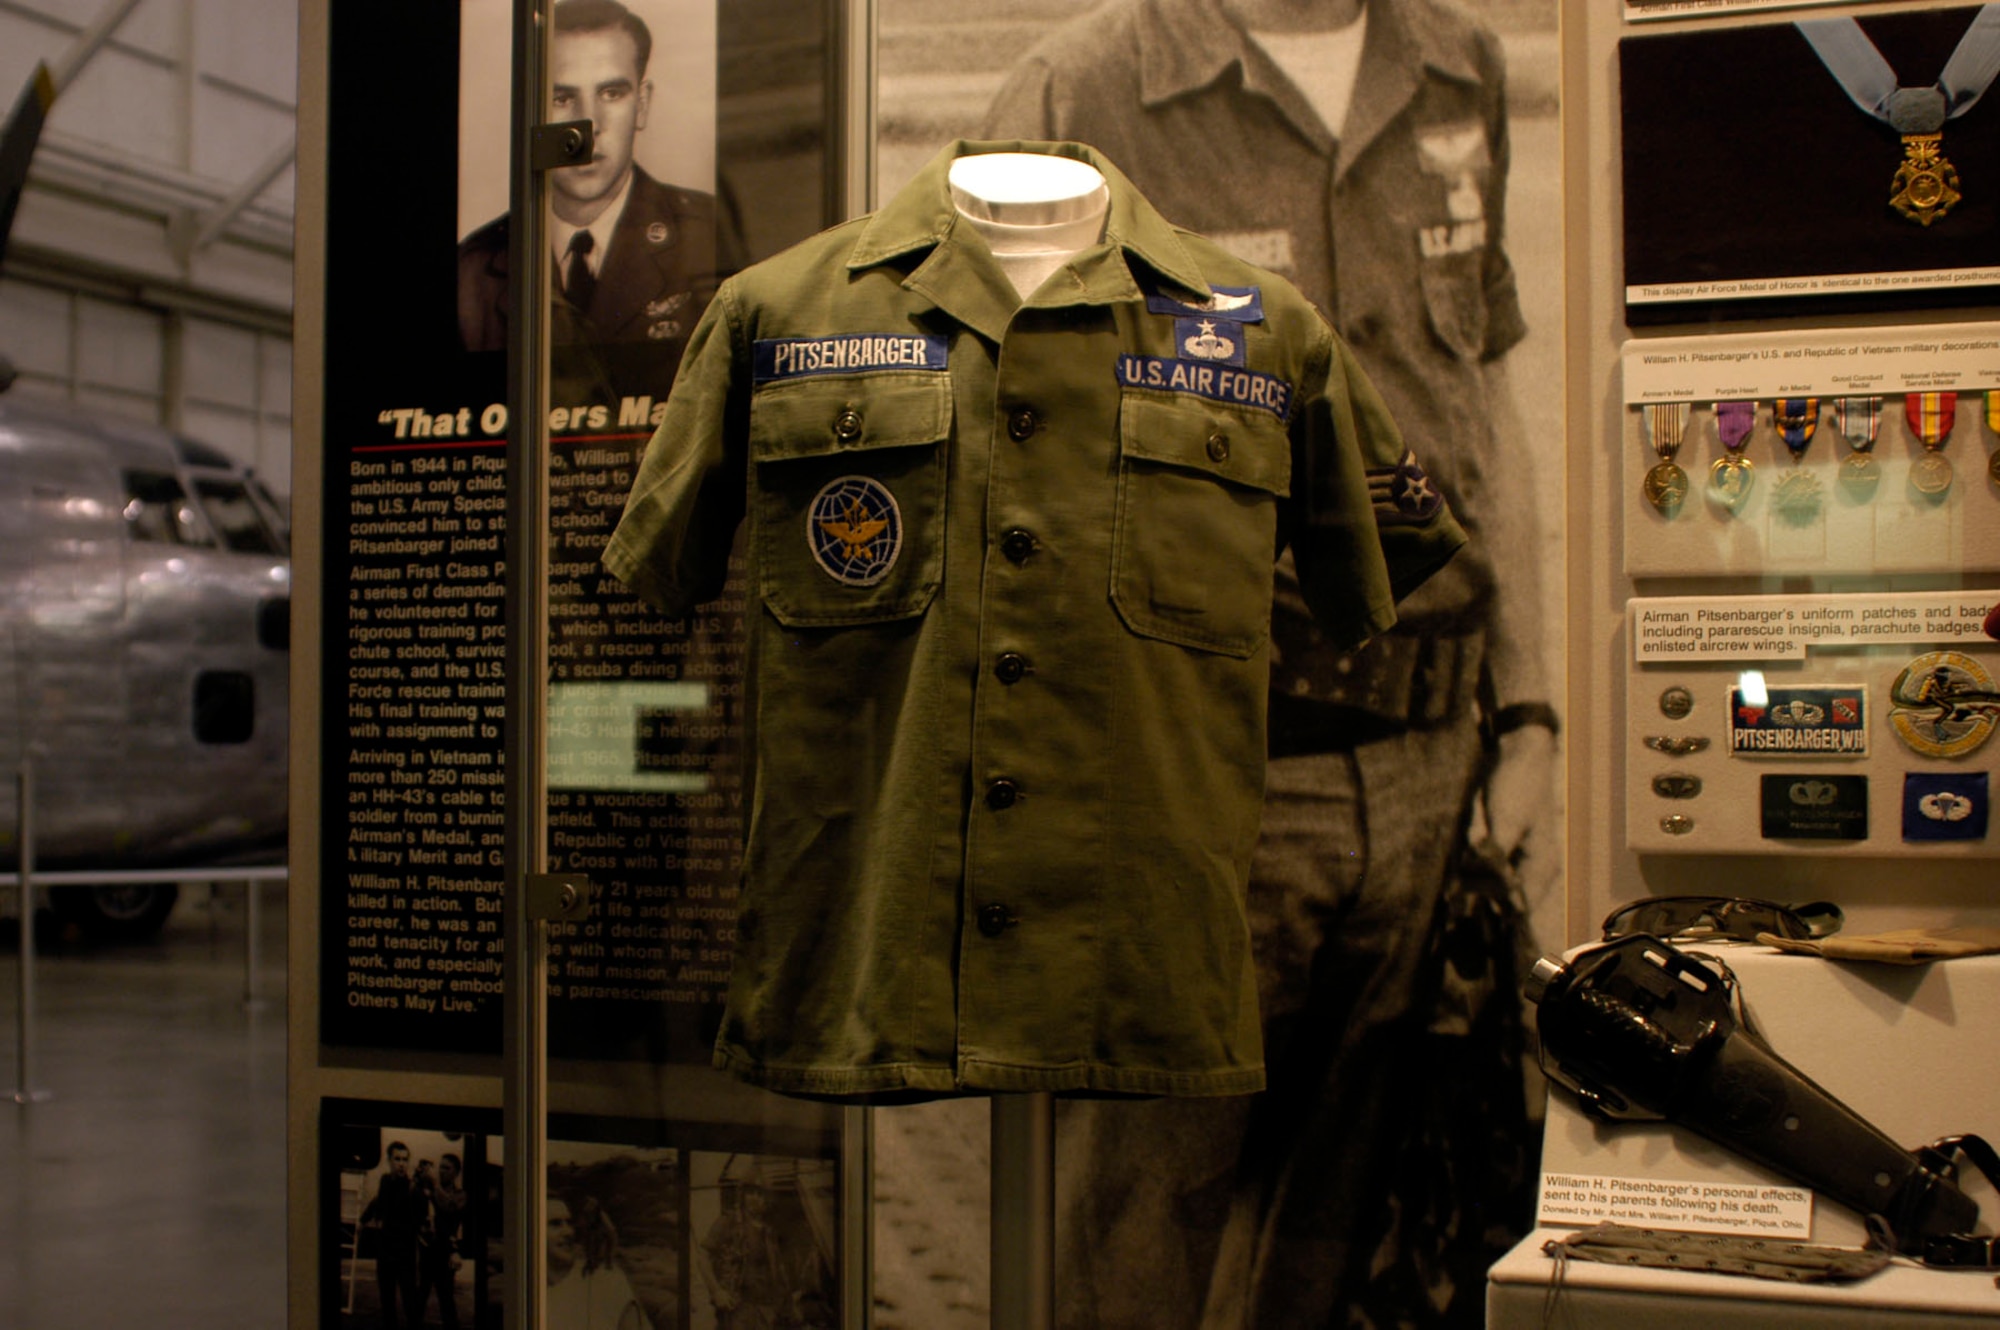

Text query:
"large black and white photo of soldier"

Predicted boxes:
[[456, 0, 720, 363], [870, 1, 1563, 1327], [543, 1141, 684, 1330], [687, 1152, 838, 1330], [339, 1126, 480, 1330]]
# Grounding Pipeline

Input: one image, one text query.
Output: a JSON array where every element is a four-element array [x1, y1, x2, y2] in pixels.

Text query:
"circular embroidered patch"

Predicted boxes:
[[806, 475, 902, 586], [1888, 650, 1999, 758]]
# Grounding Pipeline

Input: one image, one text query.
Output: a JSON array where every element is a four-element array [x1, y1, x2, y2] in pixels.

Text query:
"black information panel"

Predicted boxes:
[[319, 0, 828, 1056]]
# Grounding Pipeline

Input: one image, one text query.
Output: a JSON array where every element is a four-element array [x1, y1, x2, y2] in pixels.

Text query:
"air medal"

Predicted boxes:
[[1770, 397, 1823, 524]]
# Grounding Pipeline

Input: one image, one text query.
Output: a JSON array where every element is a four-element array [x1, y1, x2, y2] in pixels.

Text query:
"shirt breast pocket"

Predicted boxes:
[[1112, 392, 1289, 658], [748, 372, 951, 626]]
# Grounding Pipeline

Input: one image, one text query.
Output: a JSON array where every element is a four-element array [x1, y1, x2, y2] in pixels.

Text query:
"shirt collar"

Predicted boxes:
[[551, 168, 635, 272], [1135, 0, 1482, 171], [847, 139, 1214, 340]]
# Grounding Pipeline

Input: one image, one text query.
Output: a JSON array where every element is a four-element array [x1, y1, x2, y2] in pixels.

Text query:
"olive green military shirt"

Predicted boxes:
[[603, 140, 1465, 1098]]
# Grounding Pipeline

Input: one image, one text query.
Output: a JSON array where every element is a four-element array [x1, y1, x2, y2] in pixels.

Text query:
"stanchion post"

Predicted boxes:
[[243, 878, 262, 1007], [990, 1091, 1054, 1330], [12, 759, 50, 1104]]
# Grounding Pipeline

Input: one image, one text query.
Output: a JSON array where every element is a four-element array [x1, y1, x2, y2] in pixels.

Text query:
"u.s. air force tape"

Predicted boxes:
[[754, 334, 949, 383], [1115, 355, 1291, 418]]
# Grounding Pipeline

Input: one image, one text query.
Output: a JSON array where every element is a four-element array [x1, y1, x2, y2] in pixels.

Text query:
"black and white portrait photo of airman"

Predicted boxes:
[[455, 0, 719, 359], [863, 2, 1567, 1327]]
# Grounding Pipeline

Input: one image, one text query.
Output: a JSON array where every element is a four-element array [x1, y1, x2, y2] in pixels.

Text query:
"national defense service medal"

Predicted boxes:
[[1887, 649, 2000, 758]]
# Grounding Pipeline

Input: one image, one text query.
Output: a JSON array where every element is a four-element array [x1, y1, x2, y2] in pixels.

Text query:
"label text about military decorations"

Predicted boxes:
[[1116, 355, 1292, 417], [753, 334, 949, 382]]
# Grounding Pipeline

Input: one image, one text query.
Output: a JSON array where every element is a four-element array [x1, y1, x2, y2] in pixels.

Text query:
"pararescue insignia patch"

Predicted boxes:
[[806, 476, 902, 586], [1887, 650, 2000, 759], [1367, 450, 1444, 525]]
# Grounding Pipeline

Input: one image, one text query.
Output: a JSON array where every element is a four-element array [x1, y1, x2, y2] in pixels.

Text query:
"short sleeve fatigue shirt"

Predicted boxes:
[[603, 140, 1465, 1098]]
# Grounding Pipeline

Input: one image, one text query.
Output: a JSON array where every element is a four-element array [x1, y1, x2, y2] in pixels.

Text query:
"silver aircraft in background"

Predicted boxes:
[[0, 364, 289, 937]]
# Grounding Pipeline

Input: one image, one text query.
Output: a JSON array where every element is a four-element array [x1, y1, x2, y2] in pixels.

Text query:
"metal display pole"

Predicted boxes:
[[990, 1092, 1054, 1330], [502, 0, 556, 1322], [11, 760, 49, 1104]]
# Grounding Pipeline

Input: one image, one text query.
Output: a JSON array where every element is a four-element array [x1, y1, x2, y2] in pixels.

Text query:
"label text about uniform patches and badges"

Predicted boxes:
[[754, 334, 950, 382], [1115, 355, 1292, 418]]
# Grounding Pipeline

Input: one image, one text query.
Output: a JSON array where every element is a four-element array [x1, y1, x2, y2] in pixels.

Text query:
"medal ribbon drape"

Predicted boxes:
[[1797, 4, 2000, 224], [1835, 395, 1884, 498], [1906, 390, 1959, 495], [1987, 390, 2000, 487], [1771, 398, 1823, 523], [1711, 400, 1757, 511], [1643, 402, 1691, 516]]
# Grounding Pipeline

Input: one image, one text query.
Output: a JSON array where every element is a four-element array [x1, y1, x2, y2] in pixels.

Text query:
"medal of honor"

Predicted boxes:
[[1798, 7, 2000, 226], [1905, 391, 1957, 496], [1642, 403, 1690, 516], [1771, 397, 1823, 524], [1833, 395, 1884, 499], [1708, 399, 1757, 512]]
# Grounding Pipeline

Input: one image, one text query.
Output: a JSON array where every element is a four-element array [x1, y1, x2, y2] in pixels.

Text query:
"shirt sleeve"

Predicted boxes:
[[1286, 329, 1467, 650], [601, 281, 749, 615]]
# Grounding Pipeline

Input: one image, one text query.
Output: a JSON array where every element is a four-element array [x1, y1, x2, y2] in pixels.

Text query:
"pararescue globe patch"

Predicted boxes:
[[806, 475, 902, 586]]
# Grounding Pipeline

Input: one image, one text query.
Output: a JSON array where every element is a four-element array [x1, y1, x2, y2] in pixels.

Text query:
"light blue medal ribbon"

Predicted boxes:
[[1797, 4, 2000, 224]]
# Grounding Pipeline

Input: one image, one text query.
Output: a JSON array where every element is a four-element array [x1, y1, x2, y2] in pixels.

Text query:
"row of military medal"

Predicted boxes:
[[1639, 393, 2000, 520]]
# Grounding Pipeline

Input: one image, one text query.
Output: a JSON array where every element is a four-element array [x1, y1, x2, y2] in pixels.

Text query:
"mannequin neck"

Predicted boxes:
[[948, 153, 1110, 300]]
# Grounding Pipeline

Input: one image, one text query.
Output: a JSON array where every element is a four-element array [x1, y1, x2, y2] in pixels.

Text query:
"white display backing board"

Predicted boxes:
[[1620, 326, 2000, 578], [1626, 592, 2000, 856]]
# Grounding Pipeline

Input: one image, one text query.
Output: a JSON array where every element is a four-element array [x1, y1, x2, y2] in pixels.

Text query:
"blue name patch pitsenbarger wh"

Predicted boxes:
[[754, 334, 950, 382], [1116, 355, 1292, 418]]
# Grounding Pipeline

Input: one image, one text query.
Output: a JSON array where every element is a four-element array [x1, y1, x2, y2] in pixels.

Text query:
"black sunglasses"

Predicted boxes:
[[1600, 896, 1843, 944]]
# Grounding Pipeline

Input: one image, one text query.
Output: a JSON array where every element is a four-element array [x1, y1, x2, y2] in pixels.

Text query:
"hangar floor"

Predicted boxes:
[[0, 886, 286, 1328]]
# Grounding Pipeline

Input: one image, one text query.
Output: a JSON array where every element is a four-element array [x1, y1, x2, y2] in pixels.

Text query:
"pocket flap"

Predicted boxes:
[[750, 373, 953, 462], [1118, 393, 1291, 496]]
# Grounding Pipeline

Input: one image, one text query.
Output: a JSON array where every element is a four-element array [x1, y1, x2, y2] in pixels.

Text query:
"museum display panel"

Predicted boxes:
[[288, 0, 1998, 1326]]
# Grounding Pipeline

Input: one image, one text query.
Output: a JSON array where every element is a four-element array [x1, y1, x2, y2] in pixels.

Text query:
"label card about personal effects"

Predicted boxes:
[[1540, 1171, 1813, 1239]]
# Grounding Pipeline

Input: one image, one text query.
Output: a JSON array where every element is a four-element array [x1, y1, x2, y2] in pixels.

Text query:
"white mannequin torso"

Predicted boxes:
[[947, 153, 1111, 300]]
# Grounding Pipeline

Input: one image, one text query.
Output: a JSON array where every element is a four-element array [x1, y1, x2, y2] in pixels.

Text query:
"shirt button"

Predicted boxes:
[[985, 778, 1020, 810], [1000, 529, 1037, 564], [994, 652, 1030, 685], [1206, 431, 1230, 463], [976, 903, 1015, 938], [833, 408, 863, 443], [1007, 408, 1039, 442]]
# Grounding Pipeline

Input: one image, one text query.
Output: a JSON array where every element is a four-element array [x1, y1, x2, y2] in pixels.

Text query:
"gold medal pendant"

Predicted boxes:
[[1708, 455, 1755, 511], [1988, 449, 2000, 488], [1645, 461, 1689, 515], [1891, 133, 1962, 226], [1771, 468, 1823, 525]]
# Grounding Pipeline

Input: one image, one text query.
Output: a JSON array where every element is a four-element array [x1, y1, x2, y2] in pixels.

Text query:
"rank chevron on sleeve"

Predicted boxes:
[[1115, 355, 1292, 417]]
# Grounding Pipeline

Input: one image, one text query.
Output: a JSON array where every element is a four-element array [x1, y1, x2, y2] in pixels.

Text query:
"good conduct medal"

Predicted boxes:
[[1834, 395, 1883, 499]]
